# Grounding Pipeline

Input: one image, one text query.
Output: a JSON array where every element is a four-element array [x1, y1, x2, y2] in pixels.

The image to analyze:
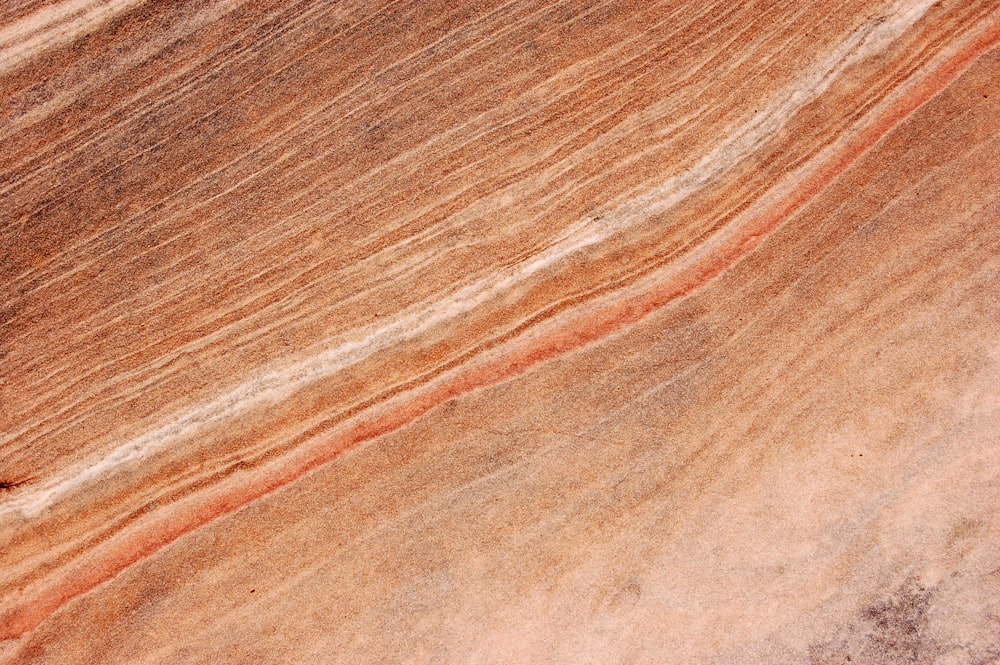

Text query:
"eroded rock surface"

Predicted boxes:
[[2, 1, 999, 662]]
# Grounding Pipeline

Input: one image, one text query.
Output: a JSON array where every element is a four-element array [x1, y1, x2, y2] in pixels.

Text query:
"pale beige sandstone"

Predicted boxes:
[[1, 1, 999, 663]]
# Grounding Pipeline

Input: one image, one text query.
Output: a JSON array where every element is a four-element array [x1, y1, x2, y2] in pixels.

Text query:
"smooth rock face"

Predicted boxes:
[[2, 1, 999, 662]]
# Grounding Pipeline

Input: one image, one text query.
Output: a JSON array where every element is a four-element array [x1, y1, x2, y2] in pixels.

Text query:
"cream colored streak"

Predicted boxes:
[[0, 0, 935, 517], [0, 0, 149, 75]]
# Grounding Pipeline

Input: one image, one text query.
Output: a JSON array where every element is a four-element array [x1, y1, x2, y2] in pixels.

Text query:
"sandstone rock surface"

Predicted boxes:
[[2, 1, 1000, 662]]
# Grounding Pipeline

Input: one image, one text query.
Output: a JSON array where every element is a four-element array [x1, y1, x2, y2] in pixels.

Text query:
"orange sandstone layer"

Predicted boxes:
[[2, 1, 999, 663]]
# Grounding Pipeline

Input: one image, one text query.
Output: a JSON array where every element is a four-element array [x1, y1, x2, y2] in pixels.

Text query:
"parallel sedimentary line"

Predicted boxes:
[[0, 0, 149, 75], [0, 18, 960, 596], [0, 15, 984, 600], [0, 0, 935, 513], [0, 0, 326, 189], [2, 15, 996, 641], [0, 0, 900, 436], [0, 0, 672, 298], [0, 0, 568, 235], [0, 0, 844, 332], [0, 0, 406, 232]]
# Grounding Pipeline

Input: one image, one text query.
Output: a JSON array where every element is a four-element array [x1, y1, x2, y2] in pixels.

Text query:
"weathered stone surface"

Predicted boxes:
[[2, 1, 999, 662]]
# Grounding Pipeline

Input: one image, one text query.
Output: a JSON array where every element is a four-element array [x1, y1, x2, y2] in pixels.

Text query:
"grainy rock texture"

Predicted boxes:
[[2, 1, 999, 663]]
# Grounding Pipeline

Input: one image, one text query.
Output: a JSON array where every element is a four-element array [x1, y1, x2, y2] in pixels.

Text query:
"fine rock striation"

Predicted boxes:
[[2, 1, 999, 662]]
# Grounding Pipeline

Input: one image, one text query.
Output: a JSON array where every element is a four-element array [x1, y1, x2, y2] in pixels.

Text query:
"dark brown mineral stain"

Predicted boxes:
[[809, 580, 943, 665], [858, 580, 932, 664]]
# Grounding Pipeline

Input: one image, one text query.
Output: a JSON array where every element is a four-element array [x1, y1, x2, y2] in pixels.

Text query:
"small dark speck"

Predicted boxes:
[[250, 589, 255, 593]]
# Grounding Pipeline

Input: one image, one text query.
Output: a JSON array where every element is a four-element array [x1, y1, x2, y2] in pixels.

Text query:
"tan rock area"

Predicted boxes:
[[2, 1, 999, 662]]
